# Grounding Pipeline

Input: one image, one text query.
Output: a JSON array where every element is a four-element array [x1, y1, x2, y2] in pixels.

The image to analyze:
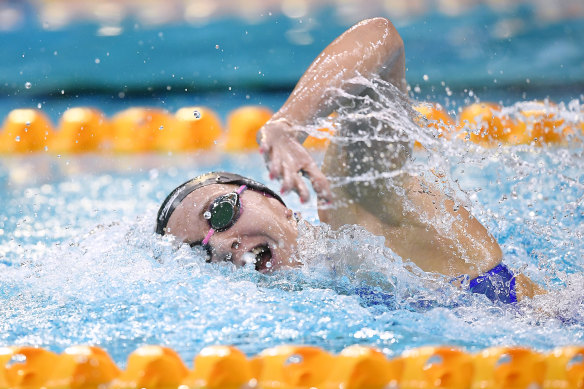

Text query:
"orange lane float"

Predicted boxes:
[[414, 102, 455, 148], [1, 103, 582, 154], [157, 107, 222, 152], [111, 345, 189, 389], [0, 346, 60, 388], [183, 345, 254, 389], [514, 101, 574, 145], [471, 346, 546, 389], [399, 346, 473, 389], [111, 107, 175, 153], [544, 346, 584, 389], [253, 345, 335, 389], [458, 102, 526, 146], [223, 106, 273, 152], [51, 107, 111, 153], [0, 345, 583, 388], [414, 102, 455, 136], [0, 109, 54, 153], [325, 345, 402, 389], [45, 345, 121, 388], [303, 126, 335, 150]]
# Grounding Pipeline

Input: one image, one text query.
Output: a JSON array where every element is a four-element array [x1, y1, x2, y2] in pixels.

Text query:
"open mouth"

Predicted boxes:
[[250, 244, 273, 271]]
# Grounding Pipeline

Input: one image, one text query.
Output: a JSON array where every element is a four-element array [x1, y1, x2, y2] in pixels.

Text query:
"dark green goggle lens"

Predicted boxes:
[[208, 193, 240, 231]]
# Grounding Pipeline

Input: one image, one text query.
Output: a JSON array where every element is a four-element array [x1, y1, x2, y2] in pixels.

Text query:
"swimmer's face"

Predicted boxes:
[[165, 184, 300, 272]]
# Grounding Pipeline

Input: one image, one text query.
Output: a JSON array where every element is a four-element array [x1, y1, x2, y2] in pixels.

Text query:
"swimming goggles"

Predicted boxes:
[[201, 184, 247, 245], [156, 172, 285, 236]]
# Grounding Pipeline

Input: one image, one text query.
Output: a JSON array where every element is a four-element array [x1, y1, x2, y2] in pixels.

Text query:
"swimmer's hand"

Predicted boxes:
[[257, 119, 332, 203]]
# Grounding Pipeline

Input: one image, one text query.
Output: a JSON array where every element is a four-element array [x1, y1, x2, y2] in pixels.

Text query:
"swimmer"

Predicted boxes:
[[157, 17, 542, 303]]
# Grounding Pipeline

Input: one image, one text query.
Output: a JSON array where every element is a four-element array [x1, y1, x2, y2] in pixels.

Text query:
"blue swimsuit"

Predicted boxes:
[[468, 263, 517, 303], [355, 263, 517, 308]]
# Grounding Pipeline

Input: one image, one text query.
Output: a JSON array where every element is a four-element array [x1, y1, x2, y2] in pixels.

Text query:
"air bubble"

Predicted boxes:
[[24, 82, 32, 89], [203, 211, 211, 220], [193, 110, 201, 119], [15, 136, 21, 142]]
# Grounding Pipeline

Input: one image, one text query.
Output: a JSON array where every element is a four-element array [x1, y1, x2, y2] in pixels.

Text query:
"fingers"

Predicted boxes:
[[281, 162, 295, 194], [302, 160, 332, 202], [268, 148, 282, 180], [261, 130, 332, 203], [276, 154, 330, 204]]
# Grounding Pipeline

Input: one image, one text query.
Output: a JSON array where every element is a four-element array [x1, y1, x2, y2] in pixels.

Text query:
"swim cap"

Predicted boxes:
[[156, 172, 285, 235]]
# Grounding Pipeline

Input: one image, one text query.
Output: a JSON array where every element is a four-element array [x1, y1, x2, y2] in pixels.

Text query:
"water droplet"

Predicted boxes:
[[24, 82, 31, 89], [203, 211, 211, 220], [286, 354, 302, 365], [6, 354, 26, 368], [193, 110, 201, 119], [14, 136, 21, 142], [159, 126, 164, 130], [94, 58, 101, 64], [242, 252, 256, 265], [423, 74, 429, 81]]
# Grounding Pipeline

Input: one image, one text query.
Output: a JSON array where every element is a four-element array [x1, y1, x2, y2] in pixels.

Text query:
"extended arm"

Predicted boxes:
[[257, 17, 406, 202]]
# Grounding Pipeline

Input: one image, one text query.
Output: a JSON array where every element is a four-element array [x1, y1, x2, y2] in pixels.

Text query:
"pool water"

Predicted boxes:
[[1, 96, 583, 366], [1, 2, 584, 367]]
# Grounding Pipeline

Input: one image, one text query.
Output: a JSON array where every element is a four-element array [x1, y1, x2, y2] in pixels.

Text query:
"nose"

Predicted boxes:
[[207, 236, 248, 267]]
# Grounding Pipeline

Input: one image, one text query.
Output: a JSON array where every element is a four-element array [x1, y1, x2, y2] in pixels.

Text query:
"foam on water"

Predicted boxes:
[[1, 80, 584, 363]]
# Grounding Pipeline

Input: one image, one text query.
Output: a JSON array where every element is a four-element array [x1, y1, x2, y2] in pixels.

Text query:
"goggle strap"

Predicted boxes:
[[202, 228, 215, 245], [236, 184, 247, 194]]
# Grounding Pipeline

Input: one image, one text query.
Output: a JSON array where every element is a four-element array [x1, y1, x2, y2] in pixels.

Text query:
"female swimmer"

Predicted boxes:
[[157, 17, 542, 303]]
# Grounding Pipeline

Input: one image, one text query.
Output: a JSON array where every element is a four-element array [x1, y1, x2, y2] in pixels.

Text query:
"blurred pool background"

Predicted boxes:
[[1, 0, 583, 121]]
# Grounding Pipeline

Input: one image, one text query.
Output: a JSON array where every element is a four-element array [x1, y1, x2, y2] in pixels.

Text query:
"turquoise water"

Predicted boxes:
[[1, 3, 584, 366], [1, 100, 583, 365]]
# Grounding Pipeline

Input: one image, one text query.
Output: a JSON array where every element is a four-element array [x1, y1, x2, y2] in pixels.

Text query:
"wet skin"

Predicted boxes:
[[165, 183, 299, 272]]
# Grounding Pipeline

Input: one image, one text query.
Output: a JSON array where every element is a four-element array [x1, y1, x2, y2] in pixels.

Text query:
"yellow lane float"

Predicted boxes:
[[399, 346, 473, 389], [0, 346, 59, 388], [458, 102, 524, 145], [0, 109, 53, 153], [471, 346, 545, 389], [51, 107, 111, 153], [111, 345, 188, 389], [183, 345, 254, 389], [303, 126, 335, 150], [157, 107, 222, 152], [112, 107, 175, 153], [514, 101, 574, 145], [45, 345, 121, 389], [254, 345, 335, 389], [223, 106, 273, 152], [414, 102, 455, 136], [0, 103, 582, 154], [544, 346, 584, 389], [325, 345, 402, 389], [0, 345, 583, 389]]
